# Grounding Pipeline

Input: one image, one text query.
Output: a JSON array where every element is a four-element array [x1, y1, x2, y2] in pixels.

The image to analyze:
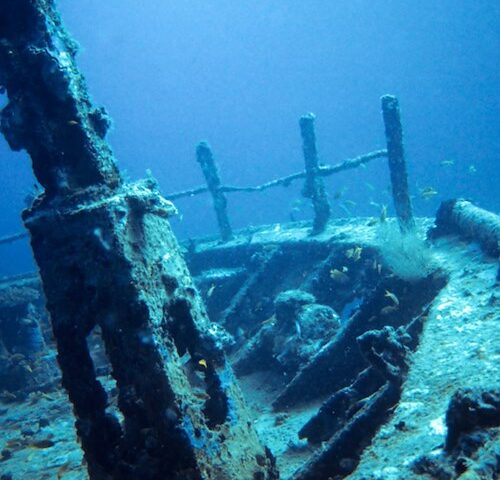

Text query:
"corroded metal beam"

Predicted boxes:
[[299, 113, 331, 234], [292, 326, 412, 480], [0, 0, 121, 195], [430, 199, 500, 258], [196, 142, 233, 242], [165, 149, 387, 200], [0, 2, 277, 479], [381, 95, 415, 232]]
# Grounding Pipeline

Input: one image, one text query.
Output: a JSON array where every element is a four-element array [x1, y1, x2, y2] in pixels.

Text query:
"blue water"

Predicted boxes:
[[0, 0, 498, 276]]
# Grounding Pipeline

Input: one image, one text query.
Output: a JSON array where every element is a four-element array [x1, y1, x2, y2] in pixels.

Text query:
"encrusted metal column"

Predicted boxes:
[[381, 95, 415, 232], [299, 113, 331, 234], [0, 2, 277, 479], [196, 142, 233, 242]]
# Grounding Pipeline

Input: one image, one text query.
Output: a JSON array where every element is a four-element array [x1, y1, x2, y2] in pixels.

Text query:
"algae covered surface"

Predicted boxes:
[[1, 221, 497, 479]]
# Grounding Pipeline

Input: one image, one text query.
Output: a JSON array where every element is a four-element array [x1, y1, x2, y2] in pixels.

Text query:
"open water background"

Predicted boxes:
[[0, 0, 498, 275]]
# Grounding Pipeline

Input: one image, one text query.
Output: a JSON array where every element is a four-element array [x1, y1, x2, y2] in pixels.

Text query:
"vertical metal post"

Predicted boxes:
[[299, 113, 331, 234], [381, 95, 415, 232], [196, 142, 233, 242]]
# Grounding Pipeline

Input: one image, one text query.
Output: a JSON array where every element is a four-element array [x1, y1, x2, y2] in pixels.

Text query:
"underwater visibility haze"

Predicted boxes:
[[0, 0, 499, 274], [0, 1, 498, 479]]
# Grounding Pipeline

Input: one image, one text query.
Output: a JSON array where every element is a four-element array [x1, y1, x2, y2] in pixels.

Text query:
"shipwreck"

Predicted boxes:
[[0, 1, 498, 479]]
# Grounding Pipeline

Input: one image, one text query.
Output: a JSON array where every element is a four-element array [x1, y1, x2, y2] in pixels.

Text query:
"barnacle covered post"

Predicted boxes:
[[381, 95, 415, 232], [0, 1, 277, 479], [196, 141, 233, 242], [299, 113, 331, 234]]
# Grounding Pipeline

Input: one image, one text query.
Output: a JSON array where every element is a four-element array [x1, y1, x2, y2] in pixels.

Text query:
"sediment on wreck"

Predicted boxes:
[[0, 1, 277, 479], [348, 229, 499, 480], [183, 220, 451, 478]]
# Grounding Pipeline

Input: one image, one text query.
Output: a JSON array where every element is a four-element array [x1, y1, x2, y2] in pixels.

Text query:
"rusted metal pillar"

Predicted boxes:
[[381, 95, 415, 232], [0, 2, 277, 479], [299, 113, 331, 234], [196, 142, 233, 242]]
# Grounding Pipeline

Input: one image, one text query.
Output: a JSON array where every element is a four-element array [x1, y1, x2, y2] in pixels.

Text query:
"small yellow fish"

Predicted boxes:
[[352, 247, 362, 262], [198, 359, 208, 369], [419, 187, 438, 200], [380, 205, 388, 223], [261, 315, 276, 326], [380, 305, 398, 316], [345, 247, 361, 261], [329, 269, 350, 284], [207, 284, 216, 297], [366, 217, 378, 227], [384, 290, 400, 306], [440, 159, 454, 167]]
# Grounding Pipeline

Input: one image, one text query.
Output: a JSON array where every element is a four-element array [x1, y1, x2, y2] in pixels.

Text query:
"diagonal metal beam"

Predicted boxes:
[[0, 1, 278, 478]]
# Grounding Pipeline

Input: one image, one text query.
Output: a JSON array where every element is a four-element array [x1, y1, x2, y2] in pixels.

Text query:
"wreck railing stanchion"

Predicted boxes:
[[381, 95, 415, 232], [196, 141, 233, 241], [299, 113, 331, 234]]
